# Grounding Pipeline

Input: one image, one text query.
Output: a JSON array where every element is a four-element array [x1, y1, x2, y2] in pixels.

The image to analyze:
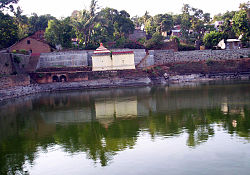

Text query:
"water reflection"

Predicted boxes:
[[0, 82, 250, 174]]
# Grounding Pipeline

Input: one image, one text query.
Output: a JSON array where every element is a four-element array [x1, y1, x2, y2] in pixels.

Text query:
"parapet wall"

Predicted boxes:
[[36, 48, 250, 69], [154, 49, 250, 65], [37, 51, 89, 68], [37, 49, 147, 69]]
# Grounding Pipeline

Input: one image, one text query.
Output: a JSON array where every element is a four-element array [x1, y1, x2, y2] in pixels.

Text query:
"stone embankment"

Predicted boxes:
[[1, 73, 250, 102], [0, 77, 151, 102]]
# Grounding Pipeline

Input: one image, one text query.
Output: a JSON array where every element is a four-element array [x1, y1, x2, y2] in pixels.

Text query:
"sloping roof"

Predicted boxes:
[[8, 34, 52, 50]]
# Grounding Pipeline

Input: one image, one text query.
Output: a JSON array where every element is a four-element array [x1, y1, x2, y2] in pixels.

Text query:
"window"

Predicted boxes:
[[27, 40, 30, 44]]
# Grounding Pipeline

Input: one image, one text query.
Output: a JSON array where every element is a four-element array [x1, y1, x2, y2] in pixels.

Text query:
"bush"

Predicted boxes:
[[145, 32, 164, 49], [124, 40, 145, 49], [13, 55, 21, 64], [12, 50, 17, 53], [203, 31, 226, 49], [170, 36, 180, 45], [19, 49, 27, 54], [179, 43, 195, 51]]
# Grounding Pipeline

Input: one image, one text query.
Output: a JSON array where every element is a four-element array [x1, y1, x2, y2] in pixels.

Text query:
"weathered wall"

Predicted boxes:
[[0, 53, 30, 75], [111, 49, 146, 66], [92, 54, 112, 71], [12, 54, 30, 69], [0, 75, 30, 89], [0, 54, 13, 75], [38, 51, 89, 68], [112, 53, 135, 70], [154, 48, 250, 64]]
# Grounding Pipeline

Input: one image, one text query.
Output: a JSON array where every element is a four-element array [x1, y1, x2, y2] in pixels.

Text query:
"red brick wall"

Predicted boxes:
[[10, 37, 51, 53], [0, 75, 30, 89]]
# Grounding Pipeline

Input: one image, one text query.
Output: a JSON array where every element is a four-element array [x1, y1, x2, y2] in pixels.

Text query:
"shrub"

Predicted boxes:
[[179, 43, 195, 51], [170, 36, 180, 46], [145, 32, 164, 49], [124, 40, 145, 49], [19, 49, 27, 54], [203, 31, 227, 49], [13, 55, 21, 64], [12, 50, 17, 53]]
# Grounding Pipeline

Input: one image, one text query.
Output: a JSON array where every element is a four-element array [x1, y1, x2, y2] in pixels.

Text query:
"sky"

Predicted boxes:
[[18, 0, 249, 18]]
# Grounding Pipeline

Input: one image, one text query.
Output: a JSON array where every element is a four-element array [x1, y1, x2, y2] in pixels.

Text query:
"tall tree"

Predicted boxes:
[[0, 11, 18, 49], [28, 13, 56, 34], [45, 17, 73, 48], [232, 9, 250, 46], [0, 0, 19, 11]]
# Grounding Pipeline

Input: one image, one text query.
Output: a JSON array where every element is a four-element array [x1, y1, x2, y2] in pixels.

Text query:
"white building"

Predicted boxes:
[[92, 43, 135, 71]]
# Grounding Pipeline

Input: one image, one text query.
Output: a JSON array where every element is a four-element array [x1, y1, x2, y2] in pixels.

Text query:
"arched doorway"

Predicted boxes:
[[52, 75, 59, 82], [60, 75, 67, 82]]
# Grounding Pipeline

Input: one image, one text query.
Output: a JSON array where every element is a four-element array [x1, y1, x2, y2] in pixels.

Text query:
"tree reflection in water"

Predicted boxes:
[[0, 82, 250, 174]]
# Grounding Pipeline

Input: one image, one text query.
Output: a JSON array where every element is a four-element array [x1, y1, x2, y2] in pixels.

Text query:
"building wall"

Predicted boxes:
[[38, 51, 89, 68], [112, 53, 135, 70], [10, 37, 51, 53], [92, 54, 112, 71], [92, 53, 135, 71]]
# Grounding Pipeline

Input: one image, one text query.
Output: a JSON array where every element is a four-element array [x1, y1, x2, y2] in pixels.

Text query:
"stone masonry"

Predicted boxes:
[[154, 48, 250, 64]]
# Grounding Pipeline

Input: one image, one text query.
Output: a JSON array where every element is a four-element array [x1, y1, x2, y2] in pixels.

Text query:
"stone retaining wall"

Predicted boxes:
[[0, 75, 30, 89], [0, 54, 13, 75], [154, 48, 250, 64], [38, 51, 89, 68], [37, 49, 147, 69]]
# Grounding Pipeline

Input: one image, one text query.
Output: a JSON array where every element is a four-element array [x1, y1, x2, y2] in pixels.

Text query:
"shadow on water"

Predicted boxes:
[[0, 81, 250, 174]]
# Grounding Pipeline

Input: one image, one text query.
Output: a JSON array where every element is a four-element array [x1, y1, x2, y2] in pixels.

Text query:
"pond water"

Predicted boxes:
[[0, 81, 250, 175]]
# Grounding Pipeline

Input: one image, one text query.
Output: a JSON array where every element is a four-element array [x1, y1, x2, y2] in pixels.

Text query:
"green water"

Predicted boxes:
[[0, 81, 250, 175]]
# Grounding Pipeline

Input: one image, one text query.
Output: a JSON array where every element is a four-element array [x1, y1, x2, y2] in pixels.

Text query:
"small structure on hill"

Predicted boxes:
[[217, 39, 241, 50], [92, 43, 135, 71], [8, 31, 52, 54]]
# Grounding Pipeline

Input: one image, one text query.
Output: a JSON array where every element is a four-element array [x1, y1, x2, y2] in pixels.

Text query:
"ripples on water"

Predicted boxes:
[[0, 81, 250, 175]]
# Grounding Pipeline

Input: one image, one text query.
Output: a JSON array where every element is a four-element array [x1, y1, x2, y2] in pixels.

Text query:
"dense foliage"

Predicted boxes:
[[0, 0, 249, 50], [0, 11, 18, 49]]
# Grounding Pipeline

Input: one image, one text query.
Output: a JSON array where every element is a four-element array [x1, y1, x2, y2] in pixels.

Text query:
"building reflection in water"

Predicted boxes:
[[0, 83, 250, 174]]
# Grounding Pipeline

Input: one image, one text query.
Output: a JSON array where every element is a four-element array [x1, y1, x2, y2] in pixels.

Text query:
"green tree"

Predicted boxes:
[[0, 0, 19, 11], [145, 31, 164, 49], [28, 13, 56, 34], [181, 4, 192, 40], [203, 31, 226, 49], [45, 18, 73, 48], [232, 9, 249, 46], [0, 11, 18, 49]]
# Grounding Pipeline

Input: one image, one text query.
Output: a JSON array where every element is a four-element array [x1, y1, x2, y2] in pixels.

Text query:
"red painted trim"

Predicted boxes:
[[112, 51, 134, 55], [31, 53, 41, 56]]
